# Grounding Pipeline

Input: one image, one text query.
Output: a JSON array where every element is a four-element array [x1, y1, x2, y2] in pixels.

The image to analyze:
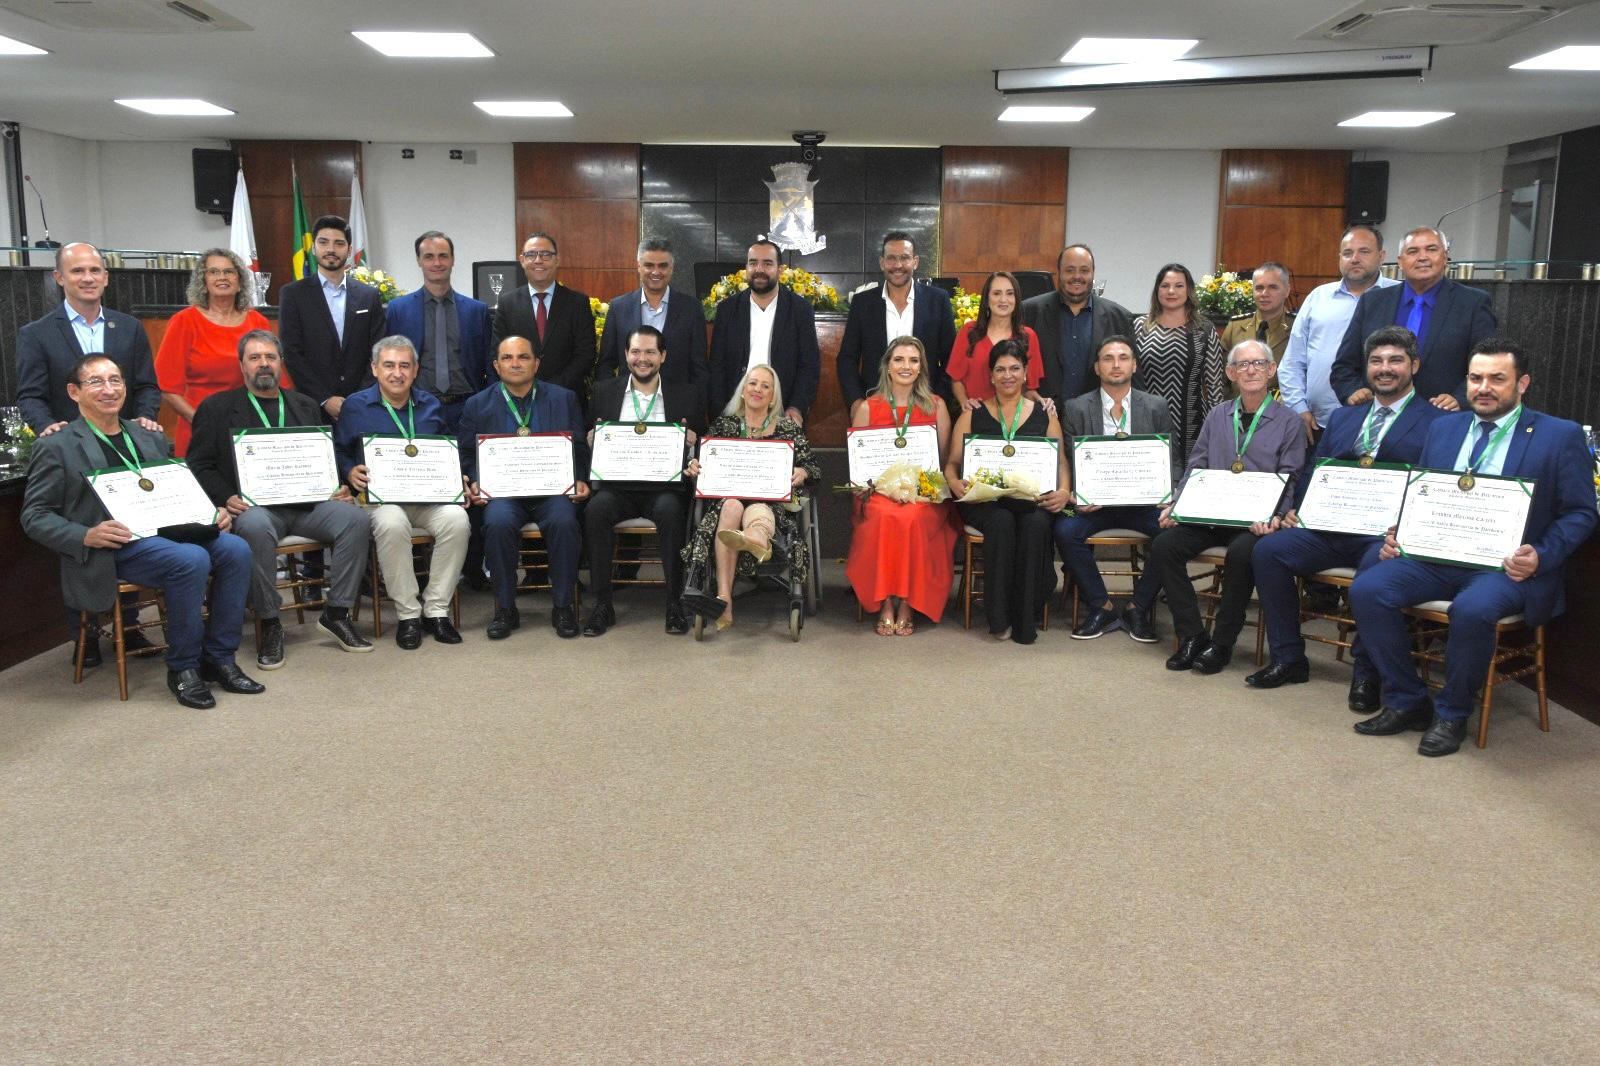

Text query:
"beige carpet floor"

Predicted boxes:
[[3, 564, 1599, 1065]]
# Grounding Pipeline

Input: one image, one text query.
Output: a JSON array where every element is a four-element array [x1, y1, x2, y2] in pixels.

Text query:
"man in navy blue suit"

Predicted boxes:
[[1350, 338, 1598, 756], [1247, 326, 1447, 706], [384, 230, 491, 435], [836, 231, 956, 412], [594, 238, 709, 399], [458, 335, 590, 641], [1328, 226, 1496, 413]]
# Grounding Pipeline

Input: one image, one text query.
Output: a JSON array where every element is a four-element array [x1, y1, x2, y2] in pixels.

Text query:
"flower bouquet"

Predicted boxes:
[[702, 266, 844, 321], [871, 460, 950, 504], [951, 286, 982, 331], [1195, 269, 1255, 318], [349, 266, 406, 304], [590, 296, 609, 342], [956, 467, 1040, 503]]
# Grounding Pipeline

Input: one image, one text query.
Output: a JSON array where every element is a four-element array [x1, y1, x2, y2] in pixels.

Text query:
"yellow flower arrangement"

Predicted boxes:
[[951, 286, 982, 331], [348, 265, 406, 305], [590, 296, 609, 342], [702, 266, 843, 321], [1195, 269, 1255, 318]]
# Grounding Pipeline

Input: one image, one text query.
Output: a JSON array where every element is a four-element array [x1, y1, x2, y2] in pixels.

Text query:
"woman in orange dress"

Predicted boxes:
[[845, 336, 960, 635], [155, 247, 274, 455]]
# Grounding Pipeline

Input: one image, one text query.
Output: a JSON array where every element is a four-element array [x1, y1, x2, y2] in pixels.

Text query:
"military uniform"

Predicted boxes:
[[1219, 311, 1293, 363]]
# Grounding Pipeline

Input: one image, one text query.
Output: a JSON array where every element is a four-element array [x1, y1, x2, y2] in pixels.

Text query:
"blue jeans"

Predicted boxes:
[[1251, 528, 1382, 678], [113, 532, 250, 672], [1051, 505, 1163, 612]]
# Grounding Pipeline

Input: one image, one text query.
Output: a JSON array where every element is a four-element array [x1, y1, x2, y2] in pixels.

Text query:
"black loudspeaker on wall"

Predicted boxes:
[[192, 148, 238, 223], [1346, 160, 1389, 226]]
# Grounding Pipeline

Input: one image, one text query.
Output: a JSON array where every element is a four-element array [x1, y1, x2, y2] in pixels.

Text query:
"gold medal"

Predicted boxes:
[[404, 444, 419, 458], [1230, 460, 1245, 474], [1458, 473, 1476, 492], [1358, 454, 1375, 468], [894, 436, 907, 449], [635, 422, 648, 435], [516, 426, 531, 437], [1115, 431, 1128, 440], [1002, 444, 1016, 458], [137, 477, 155, 492]]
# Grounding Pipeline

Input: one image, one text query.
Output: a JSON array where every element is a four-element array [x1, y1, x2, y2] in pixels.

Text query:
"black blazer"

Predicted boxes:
[[490, 283, 598, 399], [187, 386, 326, 504], [278, 275, 388, 409], [1060, 386, 1181, 487], [836, 282, 956, 404], [15, 304, 160, 433], [1021, 292, 1136, 405], [1328, 278, 1497, 407], [708, 288, 821, 417], [594, 288, 709, 398]]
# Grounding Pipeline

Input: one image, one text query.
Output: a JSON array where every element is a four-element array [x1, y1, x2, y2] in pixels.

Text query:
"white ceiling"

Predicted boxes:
[[2, 0, 1599, 151]]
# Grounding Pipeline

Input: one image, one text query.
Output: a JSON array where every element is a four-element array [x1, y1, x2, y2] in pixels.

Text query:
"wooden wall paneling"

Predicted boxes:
[[559, 269, 640, 303], [941, 203, 1066, 275], [233, 140, 359, 305], [515, 199, 640, 265], [1219, 205, 1348, 277], [942, 146, 1069, 205], [1222, 149, 1349, 207], [513, 143, 639, 200], [511, 143, 642, 305], [1217, 149, 1349, 307]]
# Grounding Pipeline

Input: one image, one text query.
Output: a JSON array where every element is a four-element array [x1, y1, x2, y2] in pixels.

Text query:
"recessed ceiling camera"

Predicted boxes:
[[792, 131, 826, 163]]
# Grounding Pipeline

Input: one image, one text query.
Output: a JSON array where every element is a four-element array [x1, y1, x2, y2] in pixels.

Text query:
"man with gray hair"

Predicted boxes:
[[1219, 261, 1294, 365], [594, 238, 709, 403], [333, 335, 470, 649]]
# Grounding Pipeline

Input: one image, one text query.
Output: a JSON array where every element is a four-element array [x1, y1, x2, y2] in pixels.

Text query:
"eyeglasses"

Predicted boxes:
[[882, 254, 915, 265], [1229, 359, 1273, 371], [520, 250, 557, 261], [80, 375, 124, 389], [205, 267, 238, 277]]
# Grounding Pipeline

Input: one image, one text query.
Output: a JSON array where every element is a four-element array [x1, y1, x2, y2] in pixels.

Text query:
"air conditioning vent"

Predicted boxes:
[[1302, 1, 1595, 45], [0, 0, 251, 32]]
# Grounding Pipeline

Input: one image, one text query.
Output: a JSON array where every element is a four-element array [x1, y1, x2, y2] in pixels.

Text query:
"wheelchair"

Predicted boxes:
[[687, 492, 823, 642]]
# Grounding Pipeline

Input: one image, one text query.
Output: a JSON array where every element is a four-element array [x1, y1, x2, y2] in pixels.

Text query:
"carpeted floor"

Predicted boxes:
[[3, 563, 1599, 1064]]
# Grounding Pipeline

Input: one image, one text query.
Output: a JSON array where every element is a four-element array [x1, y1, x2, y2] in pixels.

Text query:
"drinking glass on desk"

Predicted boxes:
[[1093, 278, 1107, 298], [488, 273, 505, 306], [0, 406, 23, 440], [252, 272, 272, 306]]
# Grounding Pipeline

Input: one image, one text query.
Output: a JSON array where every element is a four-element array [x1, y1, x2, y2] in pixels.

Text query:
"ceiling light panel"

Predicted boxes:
[[352, 31, 493, 58], [1060, 37, 1197, 64], [474, 101, 574, 117], [0, 33, 48, 54], [1338, 110, 1453, 128], [998, 106, 1095, 123], [115, 98, 235, 116], [1511, 45, 1600, 70]]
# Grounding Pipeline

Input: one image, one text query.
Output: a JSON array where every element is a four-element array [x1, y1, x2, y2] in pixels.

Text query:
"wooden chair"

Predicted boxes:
[[609, 517, 666, 589], [1190, 545, 1266, 666], [1065, 529, 1150, 629], [75, 581, 170, 701], [367, 528, 461, 637], [1296, 566, 1357, 663], [253, 535, 364, 646], [517, 521, 583, 608], [1403, 601, 1547, 749], [959, 526, 1050, 632]]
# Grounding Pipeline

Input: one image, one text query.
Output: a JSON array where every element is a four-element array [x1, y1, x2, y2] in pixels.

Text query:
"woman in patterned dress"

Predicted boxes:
[[1131, 263, 1225, 461]]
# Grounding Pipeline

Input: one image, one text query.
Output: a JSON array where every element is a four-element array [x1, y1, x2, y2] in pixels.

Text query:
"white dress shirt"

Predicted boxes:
[[884, 285, 915, 343], [1100, 388, 1133, 436], [747, 295, 778, 372], [1279, 275, 1400, 427]]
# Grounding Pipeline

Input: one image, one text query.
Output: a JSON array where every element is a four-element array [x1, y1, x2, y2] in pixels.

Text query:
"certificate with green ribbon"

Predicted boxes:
[[1297, 458, 1410, 536], [231, 426, 340, 507], [1171, 468, 1286, 527], [1071, 435, 1172, 506], [590, 421, 686, 484], [962, 434, 1059, 492], [477, 432, 574, 498], [363, 434, 464, 504], [86, 459, 217, 539], [1395, 468, 1535, 570]]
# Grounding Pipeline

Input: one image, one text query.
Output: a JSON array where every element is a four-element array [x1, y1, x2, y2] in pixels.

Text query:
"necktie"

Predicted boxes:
[[1467, 419, 1495, 469], [1370, 404, 1392, 439], [535, 291, 548, 343], [1255, 320, 1269, 343], [1404, 295, 1425, 348], [433, 298, 450, 395]]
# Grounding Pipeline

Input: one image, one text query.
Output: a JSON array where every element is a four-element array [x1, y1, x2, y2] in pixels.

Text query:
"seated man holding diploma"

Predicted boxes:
[[188, 329, 373, 669], [1149, 340, 1306, 674], [1350, 339, 1597, 757], [21, 354, 261, 708], [1247, 326, 1445, 702]]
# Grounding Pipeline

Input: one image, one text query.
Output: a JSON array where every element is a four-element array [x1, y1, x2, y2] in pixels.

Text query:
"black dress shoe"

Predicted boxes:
[[1418, 715, 1469, 757], [166, 668, 216, 709], [318, 612, 373, 653], [1245, 659, 1310, 688], [680, 589, 726, 622], [1348, 677, 1381, 713], [486, 606, 520, 640], [395, 618, 424, 650], [201, 659, 266, 694], [1121, 605, 1158, 644], [1192, 642, 1234, 675], [257, 619, 285, 670], [551, 604, 579, 639], [664, 600, 690, 635], [1071, 606, 1122, 640], [582, 601, 616, 637], [1165, 634, 1210, 671], [422, 616, 463, 644], [465, 567, 491, 592], [74, 637, 103, 670], [1354, 704, 1433, 735]]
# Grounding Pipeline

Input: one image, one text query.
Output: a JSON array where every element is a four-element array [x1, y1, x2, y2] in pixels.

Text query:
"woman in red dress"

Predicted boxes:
[[845, 336, 960, 635], [156, 248, 274, 455], [944, 270, 1044, 409]]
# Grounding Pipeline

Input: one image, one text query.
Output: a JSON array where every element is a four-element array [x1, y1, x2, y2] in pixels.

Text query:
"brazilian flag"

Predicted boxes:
[[290, 165, 313, 280]]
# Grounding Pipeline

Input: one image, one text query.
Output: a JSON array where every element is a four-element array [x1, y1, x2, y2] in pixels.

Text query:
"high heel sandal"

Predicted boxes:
[[717, 528, 772, 564]]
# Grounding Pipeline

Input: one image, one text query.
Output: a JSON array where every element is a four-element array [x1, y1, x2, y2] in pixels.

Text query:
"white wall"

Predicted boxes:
[[1065, 149, 1222, 311], [97, 140, 233, 252], [1358, 147, 1508, 261], [362, 143, 517, 292], [16, 126, 100, 249]]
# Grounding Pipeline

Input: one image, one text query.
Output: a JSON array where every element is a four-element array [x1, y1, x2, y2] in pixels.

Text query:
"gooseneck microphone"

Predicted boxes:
[[23, 174, 61, 249], [1435, 188, 1506, 233]]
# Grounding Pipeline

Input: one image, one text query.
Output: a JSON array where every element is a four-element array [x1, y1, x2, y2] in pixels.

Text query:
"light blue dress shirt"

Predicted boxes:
[[66, 305, 106, 355], [1279, 275, 1400, 427], [320, 272, 347, 344], [1451, 406, 1520, 477], [640, 288, 669, 333]]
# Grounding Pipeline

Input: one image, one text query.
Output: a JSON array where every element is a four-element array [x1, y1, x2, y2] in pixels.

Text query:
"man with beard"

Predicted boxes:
[[186, 330, 373, 670], [1246, 326, 1445, 705], [708, 238, 820, 423], [581, 325, 706, 636], [837, 231, 956, 414], [1021, 243, 1135, 407], [1350, 338, 1597, 756], [1279, 226, 1399, 445], [279, 215, 388, 423]]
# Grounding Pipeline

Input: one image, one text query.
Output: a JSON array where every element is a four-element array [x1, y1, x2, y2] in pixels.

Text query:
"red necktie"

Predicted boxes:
[[535, 291, 548, 343]]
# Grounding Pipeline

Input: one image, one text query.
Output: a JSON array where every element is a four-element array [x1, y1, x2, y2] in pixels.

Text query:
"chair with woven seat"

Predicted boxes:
[[1402, 600, 1547, 749], [1065, 529, 1150, 629], [1190, 544, 1266, 666], [367, 528, 461, 637], [75, 581, 171, 701], [959, 525, 1051, 632]]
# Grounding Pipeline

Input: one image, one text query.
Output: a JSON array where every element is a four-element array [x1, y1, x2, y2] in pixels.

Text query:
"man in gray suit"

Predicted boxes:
[[1053, 336, 1177, 641], [1022, 243, 1135, 406]]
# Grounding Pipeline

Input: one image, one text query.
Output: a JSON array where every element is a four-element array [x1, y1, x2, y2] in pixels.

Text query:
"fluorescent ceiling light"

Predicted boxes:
[[474, 101, 574, 118], [352, 31, 493, 58], [1339, 110, 1453, 128], [999, 47, 1431, 94], [999, 105, 1095, 123], [1060, 37, 1197, 64], [115, 98, 235, 117], [0, 33, 47, 55], [1511, 45, 1600, 70]]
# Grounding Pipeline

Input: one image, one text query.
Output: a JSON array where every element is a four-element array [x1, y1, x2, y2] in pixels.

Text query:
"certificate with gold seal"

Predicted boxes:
[[962, 434, 1059, 492], [1070, 434, 1173, 506], [694, 436, 794, 502], [477, 432, 575, 498], [847, 424, 939, 486], [1297, 459, 1410, 536], [590, 421, 687, 484], [364, 434, 464, 504], [87, 459, 217, 539], [1395, 469, 1534, 571], [232, 426, 340, 507]]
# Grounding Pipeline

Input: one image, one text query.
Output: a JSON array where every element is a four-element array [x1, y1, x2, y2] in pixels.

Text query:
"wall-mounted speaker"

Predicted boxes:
[[193, 148, 237, 222], [1346, 160, 1389, 226]]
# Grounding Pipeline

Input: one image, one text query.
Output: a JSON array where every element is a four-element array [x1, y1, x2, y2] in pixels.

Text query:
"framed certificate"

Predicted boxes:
[[478, 432, 575, 498], [86, 459, 217, 539], [847, 424, 939, 485], [590, 421, 687, 484], [1395, 468, 1535, 571], [1297, 459, 1410, 536], [364, 434, 464, 504], [232, 426, 340, 507], [961, 434, 1059, 492], [695, 436, 794, 502], [1071, 435, 1172, 506], [1171, 468, 1286, 527]]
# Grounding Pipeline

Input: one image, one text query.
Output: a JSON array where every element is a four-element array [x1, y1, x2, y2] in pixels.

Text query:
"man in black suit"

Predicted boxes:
[[837, 231, 956, 415], [1329, 225, 1496, 412], [583, 325, 707, 637], [490, 231, 597, 401], [16, 242, 161, 436], [595, 238, 709, 400], [278, 214, 388, 423], [708, 238, 820, 423], [1021, 243, 1135, 406]]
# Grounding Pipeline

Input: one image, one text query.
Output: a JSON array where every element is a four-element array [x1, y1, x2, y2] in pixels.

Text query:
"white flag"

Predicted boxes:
[[349, 171, 368, 268], [228, 166, 257, 272]]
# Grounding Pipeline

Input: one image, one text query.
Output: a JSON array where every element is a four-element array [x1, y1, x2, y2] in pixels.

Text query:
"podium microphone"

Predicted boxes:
[[23, 174, 61, 249], [1436, 188, 1506, 233]]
